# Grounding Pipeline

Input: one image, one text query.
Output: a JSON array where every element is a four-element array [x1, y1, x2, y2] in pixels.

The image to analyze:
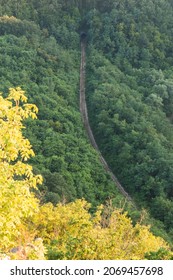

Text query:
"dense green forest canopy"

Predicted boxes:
[[0, 0, 173, 243], [0, 1, 123, 210], [85, 0, 173, 237]]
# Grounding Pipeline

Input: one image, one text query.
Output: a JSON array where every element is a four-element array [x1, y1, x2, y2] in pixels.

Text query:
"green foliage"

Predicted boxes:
[[0, 0, 173, 244], [0, 14, 121, 209], [145, 248, 173, 260], [86, 46, 173, 233], [84, 0, 173, 240]]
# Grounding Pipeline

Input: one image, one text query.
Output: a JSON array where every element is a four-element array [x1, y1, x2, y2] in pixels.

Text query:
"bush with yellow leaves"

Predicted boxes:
[[32, 199, 172, 260]]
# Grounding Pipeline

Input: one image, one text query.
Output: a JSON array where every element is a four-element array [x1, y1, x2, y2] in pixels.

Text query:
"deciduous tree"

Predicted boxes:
[[0, 87, 42, 253]]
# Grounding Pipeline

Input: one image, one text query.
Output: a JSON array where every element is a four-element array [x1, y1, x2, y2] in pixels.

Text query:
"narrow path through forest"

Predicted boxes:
[[80, 40, 136, 206]]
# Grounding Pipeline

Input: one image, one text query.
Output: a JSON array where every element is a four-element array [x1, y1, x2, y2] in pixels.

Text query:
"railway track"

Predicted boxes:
[[80, 40, 136, 207]]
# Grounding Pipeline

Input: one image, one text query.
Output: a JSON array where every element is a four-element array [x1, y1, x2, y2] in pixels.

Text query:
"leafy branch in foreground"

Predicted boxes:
[[0, 87, 43, 256]]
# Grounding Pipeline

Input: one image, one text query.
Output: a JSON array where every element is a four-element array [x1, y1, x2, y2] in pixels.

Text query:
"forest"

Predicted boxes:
[[0, 0, 173, 259]]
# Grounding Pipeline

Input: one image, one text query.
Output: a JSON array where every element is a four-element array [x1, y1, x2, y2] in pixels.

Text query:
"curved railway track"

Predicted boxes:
[[80, 40, 136, 207]]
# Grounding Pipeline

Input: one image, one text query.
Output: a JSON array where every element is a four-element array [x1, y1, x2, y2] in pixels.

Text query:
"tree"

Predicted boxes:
[[0, 87, 42, 254]]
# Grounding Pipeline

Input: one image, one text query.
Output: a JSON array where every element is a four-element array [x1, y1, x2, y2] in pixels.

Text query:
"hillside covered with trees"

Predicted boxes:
[[0, 0, 173, 259]]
